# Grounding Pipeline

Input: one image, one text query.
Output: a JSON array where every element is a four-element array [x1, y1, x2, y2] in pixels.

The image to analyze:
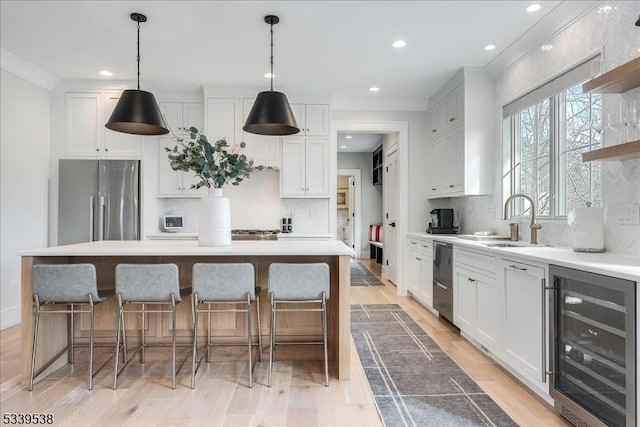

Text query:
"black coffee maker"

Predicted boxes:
[[427, 209, 458, 234]]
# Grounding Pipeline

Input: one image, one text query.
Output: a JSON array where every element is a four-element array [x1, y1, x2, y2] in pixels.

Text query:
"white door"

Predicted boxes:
[[280, 138, 305, 197], [347, 176, 355, 255], [384, 145, 398, 284], [65, 92, 102, 157], [454, 266, 476, 331], [104, 92, 141, 158]]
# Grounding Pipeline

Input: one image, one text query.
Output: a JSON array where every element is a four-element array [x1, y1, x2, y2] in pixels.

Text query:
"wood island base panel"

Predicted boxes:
[[20, 240, 353, 386]]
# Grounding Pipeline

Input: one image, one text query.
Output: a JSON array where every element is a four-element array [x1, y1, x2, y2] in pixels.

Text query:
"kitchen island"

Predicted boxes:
[[20, 240, 353, 385]]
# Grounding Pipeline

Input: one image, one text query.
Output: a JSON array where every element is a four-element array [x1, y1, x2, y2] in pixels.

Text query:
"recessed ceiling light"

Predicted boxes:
[[369, 87, 380, 92], [340, 145, 347, 149], [263, 72, 275, 79], [99, 70, 113, 76], [541, 44, 553, 51], [484, 44, 496, 51], [392, 40, 407, 48], [345, 135, 353, 139], [526, 4, 541, 12]]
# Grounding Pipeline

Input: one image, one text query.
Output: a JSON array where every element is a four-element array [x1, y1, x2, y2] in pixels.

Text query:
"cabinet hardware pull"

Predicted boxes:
[[508, 265, 527, 271], [105, 148, 108, 152], [449, 117, 455, 122], [411, 241, 417, 245], [431, 188, 437, 191], [449, 184, 454, 188], [435, 282, 447, 290], [467, 277, 476, 283], [431, 129, 437, 133], [416, 257, 420, 261], [96, 148, 100, 151]]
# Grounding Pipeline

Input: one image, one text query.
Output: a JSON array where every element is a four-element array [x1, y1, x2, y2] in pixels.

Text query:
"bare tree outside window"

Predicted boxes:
[[505, 80, 601, 219]]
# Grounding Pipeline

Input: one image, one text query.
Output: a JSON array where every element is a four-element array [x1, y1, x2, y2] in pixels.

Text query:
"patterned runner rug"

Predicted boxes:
[[351, 262, 385, 286], [351, 304, 517, 426]]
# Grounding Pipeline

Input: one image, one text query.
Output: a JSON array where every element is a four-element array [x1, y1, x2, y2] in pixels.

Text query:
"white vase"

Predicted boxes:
[[198, 188, 231, 247]]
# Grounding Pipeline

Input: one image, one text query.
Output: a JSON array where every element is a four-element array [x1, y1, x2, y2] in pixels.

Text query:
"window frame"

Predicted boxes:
[[504, 82, 602, 221]]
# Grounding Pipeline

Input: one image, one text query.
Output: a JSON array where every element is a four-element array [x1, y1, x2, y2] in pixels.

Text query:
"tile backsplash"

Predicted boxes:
[[155, 169, 330, 234], [451, 1, 640, 256]]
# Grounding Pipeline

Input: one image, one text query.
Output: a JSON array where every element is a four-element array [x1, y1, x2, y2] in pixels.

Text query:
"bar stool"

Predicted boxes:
[[191, 263, 262, 389], [268, 263, 330, 387], [30, 264, 110, 390], [113, 263, 184, 390]]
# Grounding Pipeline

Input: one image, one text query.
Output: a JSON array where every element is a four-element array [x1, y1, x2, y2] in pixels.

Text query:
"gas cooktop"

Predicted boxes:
[[231, 229, 280, 240]]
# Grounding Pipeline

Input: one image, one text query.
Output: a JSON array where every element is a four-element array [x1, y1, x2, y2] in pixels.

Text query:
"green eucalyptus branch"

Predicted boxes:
[[164, 127, 263, 189]]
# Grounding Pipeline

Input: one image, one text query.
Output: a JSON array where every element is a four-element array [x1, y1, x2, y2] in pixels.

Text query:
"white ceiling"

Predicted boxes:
[[0, 1, 598, 106], [337, 133, 384, 153]]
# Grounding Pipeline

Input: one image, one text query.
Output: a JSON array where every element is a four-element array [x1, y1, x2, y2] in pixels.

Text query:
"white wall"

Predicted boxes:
[[1, 69, 50, 328], [451, 1, 640, 255], [337, 152, 383, 253]]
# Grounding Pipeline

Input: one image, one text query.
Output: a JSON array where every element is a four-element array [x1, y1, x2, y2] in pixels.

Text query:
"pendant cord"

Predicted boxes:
[[270, 22, 274, 92], [136, 20, 141, 90]]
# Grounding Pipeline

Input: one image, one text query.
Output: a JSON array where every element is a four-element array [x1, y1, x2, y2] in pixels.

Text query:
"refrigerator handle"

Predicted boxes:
[[89, 196, 95, 241], [98, 195, 105, 241]]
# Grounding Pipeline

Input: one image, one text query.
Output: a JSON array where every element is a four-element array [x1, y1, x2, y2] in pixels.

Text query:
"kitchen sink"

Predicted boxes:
[[482, 242, 530, 248]]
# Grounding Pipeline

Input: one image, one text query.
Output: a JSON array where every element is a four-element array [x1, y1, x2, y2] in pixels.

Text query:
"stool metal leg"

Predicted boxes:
[[191, 293, 198, 389], [29, 294, 41, 391], [141, 303, 145, 363], [246, 293, 253, 388], [322, 292, 329, 387], [88, 294, 95, 390], [69, 303, 75, 364], [268, 293, 275, 388], [171, 293, 177, 390], [207, 306, 212, 363], [256, 294, 263, 362], [113, 294, 123, 390]]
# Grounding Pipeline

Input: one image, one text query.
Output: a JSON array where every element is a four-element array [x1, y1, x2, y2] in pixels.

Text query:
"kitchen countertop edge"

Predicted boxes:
[[407, 232, 640, 282]]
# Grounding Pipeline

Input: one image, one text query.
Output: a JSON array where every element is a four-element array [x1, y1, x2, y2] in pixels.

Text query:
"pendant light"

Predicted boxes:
[[105, 13, 168, 136], [243, 15, 300, 136]]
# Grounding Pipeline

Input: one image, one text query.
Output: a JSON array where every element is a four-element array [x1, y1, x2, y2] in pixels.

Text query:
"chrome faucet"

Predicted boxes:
[[503, 193, 542, 245]]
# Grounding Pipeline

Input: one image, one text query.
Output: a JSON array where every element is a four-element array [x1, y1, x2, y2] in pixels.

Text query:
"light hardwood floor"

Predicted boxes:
[[0, 259, 568, 426]]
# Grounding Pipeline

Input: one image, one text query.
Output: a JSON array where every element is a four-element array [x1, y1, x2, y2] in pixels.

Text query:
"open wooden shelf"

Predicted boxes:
[[582, 140, 640, 162], [582, 57, 640, 94]]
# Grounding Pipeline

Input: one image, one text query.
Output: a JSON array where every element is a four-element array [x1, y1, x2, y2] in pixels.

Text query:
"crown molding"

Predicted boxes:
[[1, 49, 59, 91]]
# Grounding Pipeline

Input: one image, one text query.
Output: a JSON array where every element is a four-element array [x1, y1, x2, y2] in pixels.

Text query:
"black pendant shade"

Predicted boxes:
[[243, 90, 299, 135], [243, 15, 299, 136], [105, 89, 168, 135], [105, 12, 168, 136]]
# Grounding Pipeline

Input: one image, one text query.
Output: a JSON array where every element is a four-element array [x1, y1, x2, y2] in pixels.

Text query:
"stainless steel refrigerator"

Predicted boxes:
[[58, 159, 140, 245]]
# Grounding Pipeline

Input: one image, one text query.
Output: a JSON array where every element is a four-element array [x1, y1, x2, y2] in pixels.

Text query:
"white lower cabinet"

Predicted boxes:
[[407, 238, 433, 308], [453, 248, 499, 352], [498, 258, 548, 392]]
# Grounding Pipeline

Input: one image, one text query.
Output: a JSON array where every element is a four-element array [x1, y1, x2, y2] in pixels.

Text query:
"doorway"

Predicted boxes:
[[331, 121, 409, 294], [337, 168, 362, 258]]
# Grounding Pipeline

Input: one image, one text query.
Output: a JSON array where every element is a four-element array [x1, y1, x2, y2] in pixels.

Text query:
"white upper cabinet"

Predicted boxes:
[[241, 98, 281, 167], [426, 68, 494, 198], [158, 137, 207, 198], [205, 97, 241, 145], [290, 104, 329, 136], [280, 138, 329, 198], [65, 91, 140, 159], [160, 102, 204, 135], [103, 92, 141, 158]]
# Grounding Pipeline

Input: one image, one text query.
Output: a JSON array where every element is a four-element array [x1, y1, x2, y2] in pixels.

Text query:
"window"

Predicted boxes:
[[503, 63, 602, 219]]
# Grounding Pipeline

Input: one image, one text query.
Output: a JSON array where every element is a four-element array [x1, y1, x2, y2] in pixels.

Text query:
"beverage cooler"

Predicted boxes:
[[549, 265, 636, 427]]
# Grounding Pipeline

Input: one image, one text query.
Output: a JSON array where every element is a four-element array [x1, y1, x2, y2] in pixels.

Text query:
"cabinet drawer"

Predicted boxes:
[[408, 238, 432, 257], [454, 248, 496, 275]]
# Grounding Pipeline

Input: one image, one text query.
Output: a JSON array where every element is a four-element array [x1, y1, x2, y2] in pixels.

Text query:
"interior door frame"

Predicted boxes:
[[337, 168, 361, 259], [330, 120, 409, 297]]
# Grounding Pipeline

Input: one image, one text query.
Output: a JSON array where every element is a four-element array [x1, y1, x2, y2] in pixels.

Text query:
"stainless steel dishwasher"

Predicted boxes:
[[433, 241, 454, 323]]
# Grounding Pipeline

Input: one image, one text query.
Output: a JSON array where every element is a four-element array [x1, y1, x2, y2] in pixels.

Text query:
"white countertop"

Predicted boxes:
[[408, 232, 640, 282], [21, 240, 353, 257], [146, 232, 198, 240], [277, 232, 333, 239]]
